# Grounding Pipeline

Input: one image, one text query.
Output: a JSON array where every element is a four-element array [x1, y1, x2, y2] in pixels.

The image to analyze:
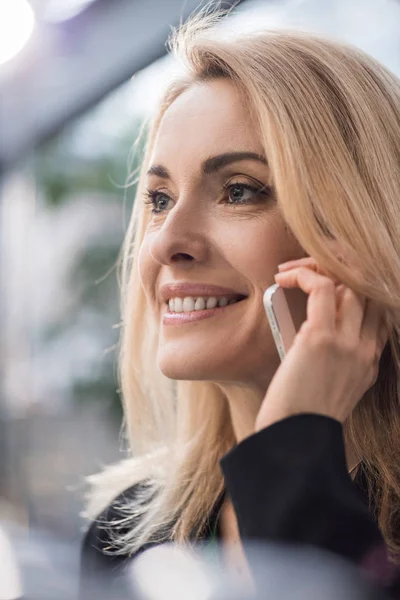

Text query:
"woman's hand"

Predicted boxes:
[[255, 257, 388, 432]]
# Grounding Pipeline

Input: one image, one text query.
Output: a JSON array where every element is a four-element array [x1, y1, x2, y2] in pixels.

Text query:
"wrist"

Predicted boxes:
[[255, 410, 292, 433]]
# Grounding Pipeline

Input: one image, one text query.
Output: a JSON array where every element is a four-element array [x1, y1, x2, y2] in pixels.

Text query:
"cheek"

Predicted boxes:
[[228, 225, 285, 286]]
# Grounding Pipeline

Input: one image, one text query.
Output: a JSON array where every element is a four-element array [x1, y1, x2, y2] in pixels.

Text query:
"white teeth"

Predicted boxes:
[[167, 295, 241, 313], [183, 297, 195, 312], [174, 298, 183, 313], [194, 297, 206, 311], [206, 297, 218, 309]]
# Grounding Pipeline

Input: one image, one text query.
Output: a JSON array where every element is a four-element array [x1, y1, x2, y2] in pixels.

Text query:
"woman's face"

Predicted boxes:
[[139, 78, 306, 391]]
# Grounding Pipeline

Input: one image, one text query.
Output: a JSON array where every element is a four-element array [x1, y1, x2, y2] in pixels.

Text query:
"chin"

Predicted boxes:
[[158, 357, 214, 381], [157, 348, 232, 382], [157, 348, 266, 385]]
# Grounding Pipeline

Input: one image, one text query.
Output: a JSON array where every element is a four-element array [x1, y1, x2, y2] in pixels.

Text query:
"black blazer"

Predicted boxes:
[[80, 414, 400, 598]]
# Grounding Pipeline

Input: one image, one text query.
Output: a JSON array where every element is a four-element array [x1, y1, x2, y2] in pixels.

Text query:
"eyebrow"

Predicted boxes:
[[146, 151, 268, 179]]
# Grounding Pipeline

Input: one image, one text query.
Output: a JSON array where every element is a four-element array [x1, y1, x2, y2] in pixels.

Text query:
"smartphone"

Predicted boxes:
[[263, 284, 309, 361]]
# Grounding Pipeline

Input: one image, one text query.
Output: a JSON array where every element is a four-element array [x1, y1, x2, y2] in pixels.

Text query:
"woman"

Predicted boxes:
[[80, 8, 400, 598]]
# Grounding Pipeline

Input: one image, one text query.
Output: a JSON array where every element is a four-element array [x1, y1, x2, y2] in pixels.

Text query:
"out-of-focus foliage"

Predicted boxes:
[[36, 128, 143, 208], [34, 115, 146, 424]]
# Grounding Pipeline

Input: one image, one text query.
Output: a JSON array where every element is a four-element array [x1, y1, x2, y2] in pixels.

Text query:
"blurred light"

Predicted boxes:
[[44, 0, 97, 23], [0, 526, 23, 599], [0, 0, 35, 66], [130, 544, 216, 600]]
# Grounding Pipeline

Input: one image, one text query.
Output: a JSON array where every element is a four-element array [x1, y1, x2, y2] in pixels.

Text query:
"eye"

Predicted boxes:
[[143, 189, 174, 214], [224, 183, 272, 205]]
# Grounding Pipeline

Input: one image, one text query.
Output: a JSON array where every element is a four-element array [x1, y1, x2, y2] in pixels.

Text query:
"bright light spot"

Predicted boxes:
[[0, 0, 35, 66], [130, 544, 216, 600], [44, 0, 97, 23]]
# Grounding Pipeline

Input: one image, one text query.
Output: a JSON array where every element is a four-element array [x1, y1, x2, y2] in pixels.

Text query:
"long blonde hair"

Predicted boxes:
[[86, 8, 400, 560]]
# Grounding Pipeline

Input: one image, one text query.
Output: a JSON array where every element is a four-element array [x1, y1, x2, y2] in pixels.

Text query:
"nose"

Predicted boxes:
[[149, 206, 210, 268]]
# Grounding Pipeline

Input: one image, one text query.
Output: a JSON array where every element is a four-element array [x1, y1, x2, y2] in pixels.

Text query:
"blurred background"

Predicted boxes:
[[0, 0, 399, 597]]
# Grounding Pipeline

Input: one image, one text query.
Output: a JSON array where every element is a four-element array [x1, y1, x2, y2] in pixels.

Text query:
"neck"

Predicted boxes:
[[215, 383, 265, 443]]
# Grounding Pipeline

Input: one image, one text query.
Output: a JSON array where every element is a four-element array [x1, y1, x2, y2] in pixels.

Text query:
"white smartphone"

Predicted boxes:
[[263, 284, 309, 361]]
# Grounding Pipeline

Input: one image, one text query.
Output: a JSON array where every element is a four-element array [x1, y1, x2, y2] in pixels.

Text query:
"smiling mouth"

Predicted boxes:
[[166, 294, 247, 313]]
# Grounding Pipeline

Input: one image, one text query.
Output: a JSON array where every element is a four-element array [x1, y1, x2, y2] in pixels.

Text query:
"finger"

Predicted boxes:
[[274, 266, 336, 332], [278, 258, 341, 284], [278, 257, 314, 270], [336, 287, 366, 341]]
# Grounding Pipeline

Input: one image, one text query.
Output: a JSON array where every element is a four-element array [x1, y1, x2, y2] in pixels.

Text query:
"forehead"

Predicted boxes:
[[150, 79, 263, 169]]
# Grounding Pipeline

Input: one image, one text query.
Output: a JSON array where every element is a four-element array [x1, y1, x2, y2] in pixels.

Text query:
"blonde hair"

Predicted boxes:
[[86, 7, 400, 560]]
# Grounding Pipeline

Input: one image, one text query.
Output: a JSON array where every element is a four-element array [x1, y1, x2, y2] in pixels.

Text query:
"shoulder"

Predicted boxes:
[[80, 481, 154, 599], [83, 448, 169, 522], [82, 480, 152, 561], [81, 448, 169, 567]]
